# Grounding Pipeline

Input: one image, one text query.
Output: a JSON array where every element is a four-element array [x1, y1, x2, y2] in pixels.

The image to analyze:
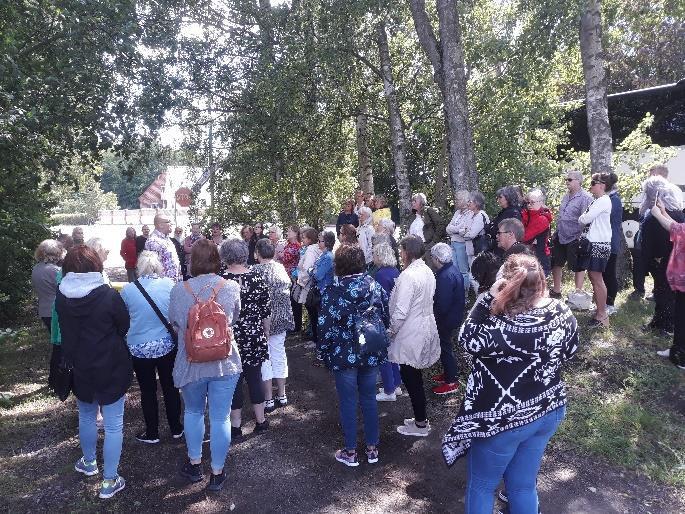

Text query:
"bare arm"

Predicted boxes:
[[650, 201, 676, 232]]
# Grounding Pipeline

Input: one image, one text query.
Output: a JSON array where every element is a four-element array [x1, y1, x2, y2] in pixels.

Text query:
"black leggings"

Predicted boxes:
[[231, 363, 265, 409], [305, 303, 319, 343], [603, 253, 618, 306], [400, 364, 427, 423], [291, 298, 302, 332]]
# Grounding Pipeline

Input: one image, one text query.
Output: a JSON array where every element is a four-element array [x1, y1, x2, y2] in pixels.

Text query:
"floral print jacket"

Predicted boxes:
[[317, 273, 389, 371]]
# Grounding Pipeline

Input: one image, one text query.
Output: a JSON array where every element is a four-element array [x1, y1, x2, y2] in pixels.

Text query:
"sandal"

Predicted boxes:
[[588, 315, 609, 328]]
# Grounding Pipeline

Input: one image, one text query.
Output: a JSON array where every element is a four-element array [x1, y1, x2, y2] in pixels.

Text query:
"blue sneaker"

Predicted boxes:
[[99, 476, 125, 499], [74, 457, 99, 476]]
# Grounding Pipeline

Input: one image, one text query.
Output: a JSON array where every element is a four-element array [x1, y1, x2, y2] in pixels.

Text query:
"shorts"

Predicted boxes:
[[577, 242, 611, 273], [551, 235, 581, 272]]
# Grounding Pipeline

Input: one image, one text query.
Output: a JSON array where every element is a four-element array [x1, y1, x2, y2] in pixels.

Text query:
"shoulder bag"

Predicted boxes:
[[134, 280, 178, 344]]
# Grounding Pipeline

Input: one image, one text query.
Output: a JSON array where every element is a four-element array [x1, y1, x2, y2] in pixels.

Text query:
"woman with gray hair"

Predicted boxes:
[[219, 238, 271, 435], [267, 224, 286, 262], [446, 190, 475, 291], [486, 186, 522, 258], [120, 251, 182, 443], [640, 177, 685, 335], [32, 240, 64, 331], [357, 206, 375, 265], [377, 218, 400, 264], [429, 242, 465, 396]]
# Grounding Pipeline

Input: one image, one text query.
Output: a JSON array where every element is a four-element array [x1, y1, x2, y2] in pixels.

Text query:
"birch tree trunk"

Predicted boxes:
[[435, 134, 448, 212], [580, 0, 613, 171], [408, 0, 478, 192], [377, 23, 412, 227], [356, 106, 374, 194]]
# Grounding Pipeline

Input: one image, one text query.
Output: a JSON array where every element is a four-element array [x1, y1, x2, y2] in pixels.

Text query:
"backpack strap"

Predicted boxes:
[[134, 279, 178, 344], [209, 278, 226, 301]]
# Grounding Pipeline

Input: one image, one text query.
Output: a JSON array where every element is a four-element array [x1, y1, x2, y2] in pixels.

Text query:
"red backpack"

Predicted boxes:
[[183, 279, 233, 363]]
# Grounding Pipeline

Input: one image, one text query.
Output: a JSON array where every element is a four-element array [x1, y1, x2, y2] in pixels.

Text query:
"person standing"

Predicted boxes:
[[145, 214, 182, 282], [604, 174, 623, 315], [388, 235, 440, 437], [357, 207, 375, 266], [318, 244, 389, 467], [120, 251, 183, 444], [135, 225, 150, 255], [183, 222, 205, 278], [446, 190, 475, 290], [32, 240, 63, 331], [486, 187, 523, 258], [429, 243, 464, 396], [169, 240, 242, 491], [209, 222, 225, 247], [171, 226, 187, 279], [267, 225, 286, 262], [442, 254, 578, 514], [336, 199, 359, 236], [296, 228, 322, 344], [522, 189, 553, 276], [371, 195, 391, 229], [56, 245, 131, 499], [120, 227, 138, 283], [282, 226, 303, 332], [72, 226, 85, 245], [253, 239, 294, 412], [578, 173, 613, 327], [550, 170, 592, 299]]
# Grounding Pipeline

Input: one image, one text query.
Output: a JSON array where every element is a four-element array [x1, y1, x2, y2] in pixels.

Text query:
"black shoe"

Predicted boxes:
[[180, 461, 204, 483], [206, 471, 226, 492], [135, 431, 160, 444], [549, 290, 562, 299], [231, 426, 242, 439], [264, 399, 277, 413], [254, 419, 269, 433]]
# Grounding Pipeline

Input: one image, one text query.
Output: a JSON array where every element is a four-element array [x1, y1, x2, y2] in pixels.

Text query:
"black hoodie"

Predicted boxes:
[[56, 273, 132, 405]]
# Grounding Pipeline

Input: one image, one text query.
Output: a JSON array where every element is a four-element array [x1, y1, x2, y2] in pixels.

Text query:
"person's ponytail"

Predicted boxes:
[[490, 254, 546, 316]]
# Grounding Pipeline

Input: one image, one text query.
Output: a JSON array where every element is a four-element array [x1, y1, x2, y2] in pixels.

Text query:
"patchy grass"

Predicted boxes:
[[553, 282, 685, 486]]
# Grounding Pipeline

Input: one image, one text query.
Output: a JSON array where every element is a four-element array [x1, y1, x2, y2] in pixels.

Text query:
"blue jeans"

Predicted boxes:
[[379, 361, 402, 394], [333, 367, 380, 450], [466, 406, 566, 514], [181, 374, 240, 473], [77, 395, 126, 480], [451, 241, 470, 292]]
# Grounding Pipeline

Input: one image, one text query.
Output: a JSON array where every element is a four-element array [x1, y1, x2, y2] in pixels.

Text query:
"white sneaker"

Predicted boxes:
[[397, 420, 431, 437], [394, 387, 403, 396], [656, 349, 670, 358], [403, 418, 430, 427], [376, 392, 396, 402], [606, 305, 618, 316]]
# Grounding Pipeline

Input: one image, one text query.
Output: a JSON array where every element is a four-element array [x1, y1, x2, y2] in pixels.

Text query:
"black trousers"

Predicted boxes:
[[291, 298, 303, 332], [630, 248, 645, 293], [671, 291, 685, 367], [231, 363, 265, 409], [650, 259, 674, 331], [603, 253, 618, 306], [132, 349, 183, 437], [305, 303, 319, 343], [400, 364, 427, 423]]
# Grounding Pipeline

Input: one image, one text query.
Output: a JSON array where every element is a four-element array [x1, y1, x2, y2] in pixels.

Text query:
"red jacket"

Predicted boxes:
[[120, 238, 137, 270], [522, 208, 553, 255]]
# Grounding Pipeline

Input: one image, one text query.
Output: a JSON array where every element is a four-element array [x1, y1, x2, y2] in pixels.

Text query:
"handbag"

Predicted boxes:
[[134, 280, 178, 344], [471, 213, 492, 255], [355, 307, 390, 356], [53, 356, 73, 402], [305, 285, 321, 310]]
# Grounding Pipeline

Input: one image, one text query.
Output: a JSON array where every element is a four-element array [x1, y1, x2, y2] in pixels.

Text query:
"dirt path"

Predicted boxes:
[[3, 332, 683, 513]]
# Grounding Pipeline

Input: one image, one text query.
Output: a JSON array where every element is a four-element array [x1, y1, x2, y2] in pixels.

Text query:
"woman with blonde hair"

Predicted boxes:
[[442, 253, 578, 513]]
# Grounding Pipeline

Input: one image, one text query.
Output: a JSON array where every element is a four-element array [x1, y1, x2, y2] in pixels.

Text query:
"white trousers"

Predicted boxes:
[[261, 331, 288, 380]]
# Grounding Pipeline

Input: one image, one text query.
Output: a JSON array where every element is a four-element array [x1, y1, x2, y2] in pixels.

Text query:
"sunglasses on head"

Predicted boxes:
[[590, 180, 604, 186]]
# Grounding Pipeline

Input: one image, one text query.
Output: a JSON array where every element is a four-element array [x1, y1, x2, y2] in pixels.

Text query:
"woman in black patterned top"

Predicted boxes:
[[219, 239, 271, 435], [442, 253, 578, 514]]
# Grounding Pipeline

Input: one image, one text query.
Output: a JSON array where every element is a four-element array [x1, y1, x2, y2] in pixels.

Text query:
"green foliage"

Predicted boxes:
[[52, 170, 120, 224]]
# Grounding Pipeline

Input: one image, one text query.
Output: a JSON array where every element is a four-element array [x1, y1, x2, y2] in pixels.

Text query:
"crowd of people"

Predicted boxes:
[[28, 164, 684, 512]]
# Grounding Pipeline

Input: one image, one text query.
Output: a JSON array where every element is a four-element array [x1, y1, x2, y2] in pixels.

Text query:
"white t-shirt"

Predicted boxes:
[[578, 194, 612, 243], [409, 214, 425, 241]]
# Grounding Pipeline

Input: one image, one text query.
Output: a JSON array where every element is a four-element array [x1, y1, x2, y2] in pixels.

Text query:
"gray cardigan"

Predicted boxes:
[[169, 274, 243, 389], [31, 262, 60, 317]]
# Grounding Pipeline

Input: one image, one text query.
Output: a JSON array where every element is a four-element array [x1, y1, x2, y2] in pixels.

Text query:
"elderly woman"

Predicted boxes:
[[296, 228, 322, 344], [169, 239, 242, 491], [318, 244, 389, 466], [388, 235, 440, 437], [253, 239, 294, 412], [442, 254, 578, 513], [376, 218, 399, 264], [120, 227, 138, 282], [85, 238, 111, 283], [120, 251, 182, 444], [486, 186, 522, 257], [282, 225, 302, 332], [32, 239, 63, 331], [219, 238, 271, 435], [522, 188, 553, 275], [641, 177, 685, 336], [577, 172, 613, 327], [313, 231, 336, 294], [446, 190, 475, 291], [267, 224, 286, 262], [463, 191, 491, 270], [650, 201, 685, 370], [430, 243, 465, 396], [56, 245, 131, 499], [372, 243, 403, 402], [357, 206, 375, 266], [336, 199, 359, 236], [409, 192, 446, 253]]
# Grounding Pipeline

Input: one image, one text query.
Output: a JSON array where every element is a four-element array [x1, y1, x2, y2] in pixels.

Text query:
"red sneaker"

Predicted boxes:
[[431, 373, 446, 384], [432, 383, 459, 395]]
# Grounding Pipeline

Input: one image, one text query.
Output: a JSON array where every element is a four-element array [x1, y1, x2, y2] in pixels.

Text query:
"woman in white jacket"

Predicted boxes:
[[357, 206, 375, 266], [296, 227, 322, 343], [446, 190, 475, 292], [388, 235, 440, 437], [578, 172, 613, 327]]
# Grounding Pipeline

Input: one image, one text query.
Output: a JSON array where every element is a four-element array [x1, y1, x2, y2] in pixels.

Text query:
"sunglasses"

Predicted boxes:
[[565, 178, 575, 182], [590, 180, 604, 186]]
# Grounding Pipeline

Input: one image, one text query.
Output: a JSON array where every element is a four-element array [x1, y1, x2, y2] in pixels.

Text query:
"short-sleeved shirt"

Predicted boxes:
[[557, 190, 593, 244], [145, 229, 181, 282]]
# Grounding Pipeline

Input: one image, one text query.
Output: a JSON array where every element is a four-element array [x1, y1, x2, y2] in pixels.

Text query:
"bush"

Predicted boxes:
[[50, 212, 92, 226]]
